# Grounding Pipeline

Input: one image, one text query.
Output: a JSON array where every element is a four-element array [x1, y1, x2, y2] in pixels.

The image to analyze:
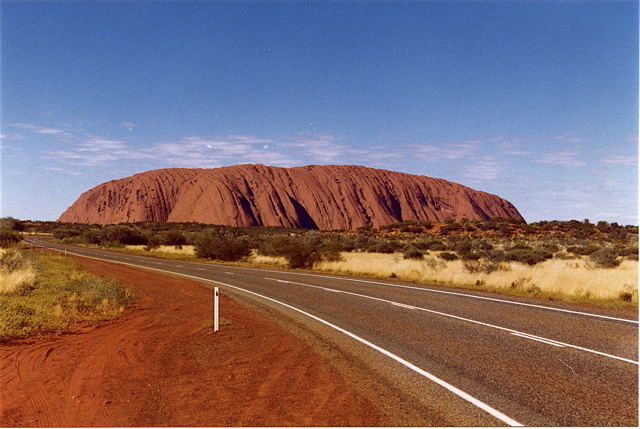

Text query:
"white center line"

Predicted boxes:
[[264, 277, 638, 365], [510, 333, 566, 348], [211, 263, 638, 324]]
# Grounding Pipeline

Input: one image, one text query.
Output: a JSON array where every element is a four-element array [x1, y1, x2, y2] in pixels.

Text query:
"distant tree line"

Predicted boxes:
[[16, 217, 639, 269]]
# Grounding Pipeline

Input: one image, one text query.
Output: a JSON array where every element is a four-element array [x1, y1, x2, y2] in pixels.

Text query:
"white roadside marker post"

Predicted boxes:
[[213, 287, 219, 332]]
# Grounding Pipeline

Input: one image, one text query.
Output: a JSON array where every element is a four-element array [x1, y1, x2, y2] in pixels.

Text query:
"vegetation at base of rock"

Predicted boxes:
[[0, 249, 136, 340], [18, 217, 639, 307], [195, 230, 252, 262]]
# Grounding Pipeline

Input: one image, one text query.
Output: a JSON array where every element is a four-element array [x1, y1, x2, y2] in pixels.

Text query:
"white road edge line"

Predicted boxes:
[[266, 277, 639, 365], [34, 239, 637, 324], [33, 240, 522, 426]]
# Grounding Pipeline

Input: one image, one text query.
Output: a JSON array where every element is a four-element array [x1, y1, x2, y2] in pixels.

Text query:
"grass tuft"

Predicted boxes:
[[0, 250, 136, 340]]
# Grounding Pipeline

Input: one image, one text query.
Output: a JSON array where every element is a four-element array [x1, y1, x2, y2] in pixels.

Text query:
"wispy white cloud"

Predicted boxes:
[[464, 157, 502, 182], [280, 133, 349, 163], [601, 155, 637, 166], [540, 189, 593, 199], [502, 150, 531, 156], [408, 142, 477, 161], [534, 151, 586, 167], [43, 131, 402, 170], [7, 122, 74, 139], [548, 132, 589, 144], [149, 135, 298, 167], [47, 136, 152, 166], [41, 166, 82, 176]]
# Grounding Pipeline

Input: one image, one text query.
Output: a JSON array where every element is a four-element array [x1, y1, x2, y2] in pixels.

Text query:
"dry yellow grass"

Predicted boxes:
[[247, 252, 289, 267], [126, 244, 196, 255], [315, 252, 638, 304], [0, 248, 36, 294], [0, 266, 36, 294]]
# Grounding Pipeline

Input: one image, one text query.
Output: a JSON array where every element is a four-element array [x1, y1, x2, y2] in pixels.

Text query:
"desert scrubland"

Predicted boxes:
[[0, 237, 136, 340], [19, 217, 636, 309]]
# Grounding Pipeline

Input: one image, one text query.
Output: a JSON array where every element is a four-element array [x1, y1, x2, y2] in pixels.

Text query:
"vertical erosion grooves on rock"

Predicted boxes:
[[58, 164, 525, 229]]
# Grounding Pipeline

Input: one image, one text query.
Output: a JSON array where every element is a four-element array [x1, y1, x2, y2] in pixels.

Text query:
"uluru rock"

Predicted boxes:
[[58, 164, 524, 229]]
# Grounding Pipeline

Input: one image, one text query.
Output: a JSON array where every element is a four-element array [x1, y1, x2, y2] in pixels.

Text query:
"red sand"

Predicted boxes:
[[0, 256, 387, 426]]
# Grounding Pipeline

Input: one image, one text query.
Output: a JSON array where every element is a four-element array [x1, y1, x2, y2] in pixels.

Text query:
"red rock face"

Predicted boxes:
[[58, 164, 525, 229]]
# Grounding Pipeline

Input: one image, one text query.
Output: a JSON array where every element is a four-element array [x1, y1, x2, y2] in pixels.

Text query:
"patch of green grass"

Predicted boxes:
[[0, 250, 136, 340]]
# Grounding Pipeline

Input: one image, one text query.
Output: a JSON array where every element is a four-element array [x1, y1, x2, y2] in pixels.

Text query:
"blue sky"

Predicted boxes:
[[1, 0, 637, 224]]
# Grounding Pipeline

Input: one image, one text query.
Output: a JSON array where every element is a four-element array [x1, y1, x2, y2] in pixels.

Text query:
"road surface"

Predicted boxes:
[[26, 237, 638, 426]]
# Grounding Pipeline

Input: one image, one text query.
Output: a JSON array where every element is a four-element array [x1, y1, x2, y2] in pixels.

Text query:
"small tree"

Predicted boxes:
[[0, 217, 24, 231], [0, 230, 21, 248], [144, 235, 161, 251], [283, 240, 321, 268], [590, 248, 620, 268], [195, 230, 251, 262], [402, 244, 424, 260], [161, 230, 187, 248]]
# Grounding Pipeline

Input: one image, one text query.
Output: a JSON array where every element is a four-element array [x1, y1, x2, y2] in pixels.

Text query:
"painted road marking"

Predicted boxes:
[[31, 239, 523, 426], [511, 333, 566, 348], [213, 264, 639, 324], [267, 277, 638, 365], [393, 302, 418, 310], [28, 239, 640, 365], [265, 277, 290, 283]]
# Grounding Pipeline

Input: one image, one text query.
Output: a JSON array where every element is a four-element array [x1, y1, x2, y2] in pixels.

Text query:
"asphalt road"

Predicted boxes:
[[26, 237, 638, 426]]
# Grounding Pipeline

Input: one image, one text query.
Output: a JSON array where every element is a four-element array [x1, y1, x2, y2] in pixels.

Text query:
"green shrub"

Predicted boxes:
[[367, 240, 397, 254], [451, 240, 472, 253], [0, 217, 24, 231], [283, 241, 321, 268], [487, 249, 506, 262], [506, 242, 533, 251], [613, 245, 638, 257], [566, 245, 600, 256], [144, 235, 161, 251], [161, 230, 187, 248], [504, 249, 552, 265], [439, 252, 458, 261], [541, 243, 560, 253], [458, 250, 482, 261], [0, 230, 22, 248], [462, 259, 510, 274], [402, 245, 424, 260], [414, 239, 447, 251], [259, 235, 323, 268], [102, 225, 147, 245], [195, 230, 251, 262], [82, 230, 102, 245], [472, 241, 494, 251], [589, 248, 620, 268], [53, 228, 81, 240]]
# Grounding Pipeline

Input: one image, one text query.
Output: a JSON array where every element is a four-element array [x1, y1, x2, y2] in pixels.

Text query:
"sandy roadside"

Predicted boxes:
[[0, 255, 389, 427]]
